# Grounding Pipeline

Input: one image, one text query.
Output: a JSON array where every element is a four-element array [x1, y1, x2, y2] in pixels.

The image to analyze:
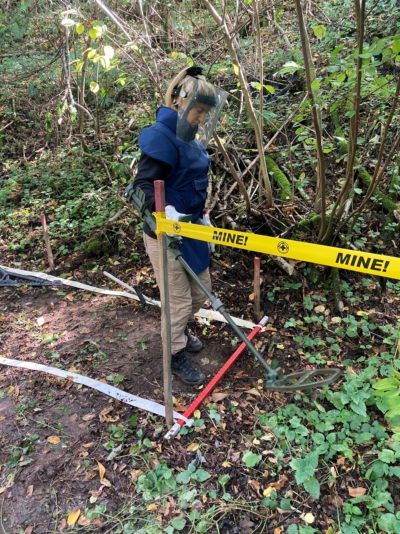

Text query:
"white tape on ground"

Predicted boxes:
[[0, 357, 190, 424], [0, 265, 256, 329]]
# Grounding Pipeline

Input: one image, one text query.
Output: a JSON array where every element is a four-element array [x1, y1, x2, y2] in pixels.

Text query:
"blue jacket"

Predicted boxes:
[[138, 107, 210, 274]]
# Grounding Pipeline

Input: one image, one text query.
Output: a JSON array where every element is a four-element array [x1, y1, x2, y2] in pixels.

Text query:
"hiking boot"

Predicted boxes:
[[171, 349, 205, 385], [185, 330, 204, 353]]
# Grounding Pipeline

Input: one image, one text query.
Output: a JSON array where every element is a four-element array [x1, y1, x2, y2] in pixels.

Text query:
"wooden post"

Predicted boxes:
[[154, 180, 174, 428], [253, 256, 261, 321], [40, 213, 55, 271]]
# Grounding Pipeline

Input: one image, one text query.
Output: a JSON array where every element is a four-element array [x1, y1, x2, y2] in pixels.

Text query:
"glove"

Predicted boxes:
[[165, 205, 191, 239], [199, 210, 215, 253], [165, 205, 192, 223]]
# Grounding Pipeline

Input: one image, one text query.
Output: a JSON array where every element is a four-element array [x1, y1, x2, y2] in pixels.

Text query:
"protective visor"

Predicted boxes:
[[176, 81, 228, 146]]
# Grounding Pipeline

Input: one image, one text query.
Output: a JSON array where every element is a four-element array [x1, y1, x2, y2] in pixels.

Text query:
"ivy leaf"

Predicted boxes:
[[378, 513, 400, 533], [89, 24, 104, 40], [176, 469, 192, 484], [90, 81, 100, 94], [75, 23, 85, 35], [290, 451, 319, 484], [312, 25, 326, 39], [311, 78, 321, 91], [373, 378, 399, 390], [103, 45, 114, 59], [303, 476, 320, 499], [392, 40, 400, 55], [242, 450, 262, 468], [264, 84, 275, 94], [250, 81, 262, 90], [379, 449, 396, 464], [171, 517, 186, 531], [193, 469, 211, 482], [277, 61, 303, 76]]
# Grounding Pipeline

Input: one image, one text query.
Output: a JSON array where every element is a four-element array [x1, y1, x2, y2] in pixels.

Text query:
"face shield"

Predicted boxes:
[[176, 81, 228, 146]]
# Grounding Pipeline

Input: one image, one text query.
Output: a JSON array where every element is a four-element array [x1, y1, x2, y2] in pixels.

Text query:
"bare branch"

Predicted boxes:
[[294, 0, 328, 240], [203, 0, 273, 207]]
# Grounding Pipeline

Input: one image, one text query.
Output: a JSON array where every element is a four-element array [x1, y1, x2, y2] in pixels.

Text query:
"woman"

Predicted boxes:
[[127, 67, 226, 385]]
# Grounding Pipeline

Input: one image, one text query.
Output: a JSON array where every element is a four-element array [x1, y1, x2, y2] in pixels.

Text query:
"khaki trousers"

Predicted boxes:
[[144, 233, 211, 354]]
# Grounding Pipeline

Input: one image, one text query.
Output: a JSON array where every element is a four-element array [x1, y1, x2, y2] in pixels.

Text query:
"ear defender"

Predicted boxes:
[[165, 66, 205, 107]]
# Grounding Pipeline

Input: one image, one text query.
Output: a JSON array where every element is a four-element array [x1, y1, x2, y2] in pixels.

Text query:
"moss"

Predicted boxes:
[[265, 156, 293, 201], [84, 238, 111, 258], [357, 167, 397, 213]]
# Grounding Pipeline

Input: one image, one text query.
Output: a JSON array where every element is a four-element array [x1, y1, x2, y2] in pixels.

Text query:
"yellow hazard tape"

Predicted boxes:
[[155, 214, 400, 280]]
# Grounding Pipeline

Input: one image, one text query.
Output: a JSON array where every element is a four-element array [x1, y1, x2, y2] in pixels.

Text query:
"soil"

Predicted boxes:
[[0, 262, 267, 533]]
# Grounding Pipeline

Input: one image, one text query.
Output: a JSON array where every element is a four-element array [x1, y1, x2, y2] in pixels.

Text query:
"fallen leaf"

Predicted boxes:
[[233, 371, 247, 379], [348, 486, 367, 497], [131, 469, 143, 481], [24, 527, 34, 534], [248, 479, 262, 497], [302, 512, 315, 524], [99, 407, 119, 423], [77, 515, 91, 526], [270, 475, 288, 491], [47, 436, 61, 445], [100, 477, 112, 488], [26, 485, 34, 497], [186, 443, 199, 452], [97, 461, 106, 481], [67, 508, 81, 527], [263, 486, 275, 497], [245, 388, 261, 397], [58, 518, 67, 531], [211, 392, 228, 402], [83, 471, 97, 482], [82, 414, 96, 421]]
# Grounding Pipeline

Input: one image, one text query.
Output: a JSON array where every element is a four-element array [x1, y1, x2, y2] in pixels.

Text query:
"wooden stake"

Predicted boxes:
[[40, 213, 55, 271], [253, 256, 261, 321], [154, 180, 174, 428]]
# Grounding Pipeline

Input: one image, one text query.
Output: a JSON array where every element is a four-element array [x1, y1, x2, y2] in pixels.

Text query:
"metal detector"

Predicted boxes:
[[128, 186, 341, 392]]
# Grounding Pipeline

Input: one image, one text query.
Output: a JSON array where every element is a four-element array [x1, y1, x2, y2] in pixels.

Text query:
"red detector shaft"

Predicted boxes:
[[164, 316, 269, 439]]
